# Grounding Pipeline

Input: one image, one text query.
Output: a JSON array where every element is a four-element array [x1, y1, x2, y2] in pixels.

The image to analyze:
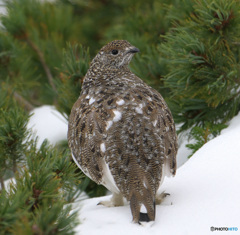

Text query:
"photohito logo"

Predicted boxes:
[[210, 226, 238, 232]]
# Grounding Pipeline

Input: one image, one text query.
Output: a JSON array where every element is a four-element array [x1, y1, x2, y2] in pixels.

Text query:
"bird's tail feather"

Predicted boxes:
[[130, 191, 155, 223]]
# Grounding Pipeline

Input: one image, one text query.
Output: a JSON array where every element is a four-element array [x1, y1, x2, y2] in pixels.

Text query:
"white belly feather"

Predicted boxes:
[[72, 153, 120, 194]]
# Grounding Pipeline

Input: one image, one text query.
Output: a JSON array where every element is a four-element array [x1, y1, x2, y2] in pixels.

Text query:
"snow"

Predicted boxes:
[[0, 178, 16, 191], [26, 106, 240, 234], [176, 133, 192, 167], [140, 204, 147, 213], [0, 0, 55, 18], [27, 105, 68, 148], [0, 0, 6, 17]]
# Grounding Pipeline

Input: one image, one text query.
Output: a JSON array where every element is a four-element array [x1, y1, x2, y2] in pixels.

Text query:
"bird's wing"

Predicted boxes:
[[128, 85, 177, 177], [68, 95, 106, 184], [140, 85, 177, 176]]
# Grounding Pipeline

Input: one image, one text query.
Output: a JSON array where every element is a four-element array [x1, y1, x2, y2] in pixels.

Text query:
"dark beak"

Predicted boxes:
[[127, 47, 140, 54]]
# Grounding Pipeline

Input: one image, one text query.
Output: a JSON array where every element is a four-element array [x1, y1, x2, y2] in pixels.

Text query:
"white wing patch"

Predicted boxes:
[[113, 110, 122, 122], [100, 143, 106, 153], [106, 110, 122, 131], [136, 107, 143, 114], [89, 97, 96, 105], [135, 103, 144, 114], [116, 99, 125, 105], [106, 120, 113, 131], [147, 96, 152, 101]]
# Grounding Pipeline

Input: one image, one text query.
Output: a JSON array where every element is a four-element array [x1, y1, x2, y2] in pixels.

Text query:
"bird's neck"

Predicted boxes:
[[81, 63, 134, 95], [85, 61, 132, 81]]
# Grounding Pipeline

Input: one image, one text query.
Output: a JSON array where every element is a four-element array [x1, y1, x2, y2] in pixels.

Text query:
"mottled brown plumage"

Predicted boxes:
[[68, 40, 177, 223]]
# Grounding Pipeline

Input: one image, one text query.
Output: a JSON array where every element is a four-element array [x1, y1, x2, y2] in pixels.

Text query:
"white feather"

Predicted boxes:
[[100, 143, 106, 153], [116, 99, 125, 105], [113, 110, 122, 122], [89, 97, 95, 105], [101, 159, 120, 194], [136, 107, 143, 114], [106, 120, 113, 130], [153, 120, 157, 127]]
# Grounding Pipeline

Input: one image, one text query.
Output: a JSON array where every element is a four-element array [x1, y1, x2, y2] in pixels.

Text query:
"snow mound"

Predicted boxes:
[[0, 0, 6, 16], [27, 105, 68, 147]]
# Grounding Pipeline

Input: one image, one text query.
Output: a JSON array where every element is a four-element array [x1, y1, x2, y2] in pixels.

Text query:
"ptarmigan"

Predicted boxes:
[[68, 40, 177, 224]]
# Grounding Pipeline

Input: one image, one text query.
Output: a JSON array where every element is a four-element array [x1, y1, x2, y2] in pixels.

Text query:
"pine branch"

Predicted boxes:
[[0, 177, 4, 190], [25, 38, 57, 93], [13, 91, 34, 111]]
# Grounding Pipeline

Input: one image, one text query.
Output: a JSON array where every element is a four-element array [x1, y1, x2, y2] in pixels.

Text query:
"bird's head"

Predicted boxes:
[[93, 40, 140, 69]]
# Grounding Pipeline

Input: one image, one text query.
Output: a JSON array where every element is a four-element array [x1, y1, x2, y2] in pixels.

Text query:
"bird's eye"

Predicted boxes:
[[112, 49, 118, 55]]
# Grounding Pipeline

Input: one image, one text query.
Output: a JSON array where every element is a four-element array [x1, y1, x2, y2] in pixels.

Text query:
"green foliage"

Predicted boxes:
[[0, 91, 80, 233], [0, 106, 29, 162], [104, 0, 194, 94], [29, 203, 77, 235], [0, 188, 30, 234], [160, 0, 240, 132], [80, 177, 107, 198], [0, 94, 30, 188], [1, 0, 80, 104], [55, 43, 90, 118], [186, 122, 227, 157], [0, 138, 80, 234]]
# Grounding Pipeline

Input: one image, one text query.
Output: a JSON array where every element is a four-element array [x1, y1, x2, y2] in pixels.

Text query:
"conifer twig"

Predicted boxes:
[[13, 91, 34, 111], [0, 177, 5, 190], [25, 38, 57, 92]]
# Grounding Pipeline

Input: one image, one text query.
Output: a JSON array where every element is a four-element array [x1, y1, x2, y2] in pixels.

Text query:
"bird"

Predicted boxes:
[[68, 40, 177, 224]]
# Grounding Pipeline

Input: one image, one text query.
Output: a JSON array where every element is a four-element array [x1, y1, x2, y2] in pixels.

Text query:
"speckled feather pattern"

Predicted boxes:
[[68, 40, 177, 223]]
